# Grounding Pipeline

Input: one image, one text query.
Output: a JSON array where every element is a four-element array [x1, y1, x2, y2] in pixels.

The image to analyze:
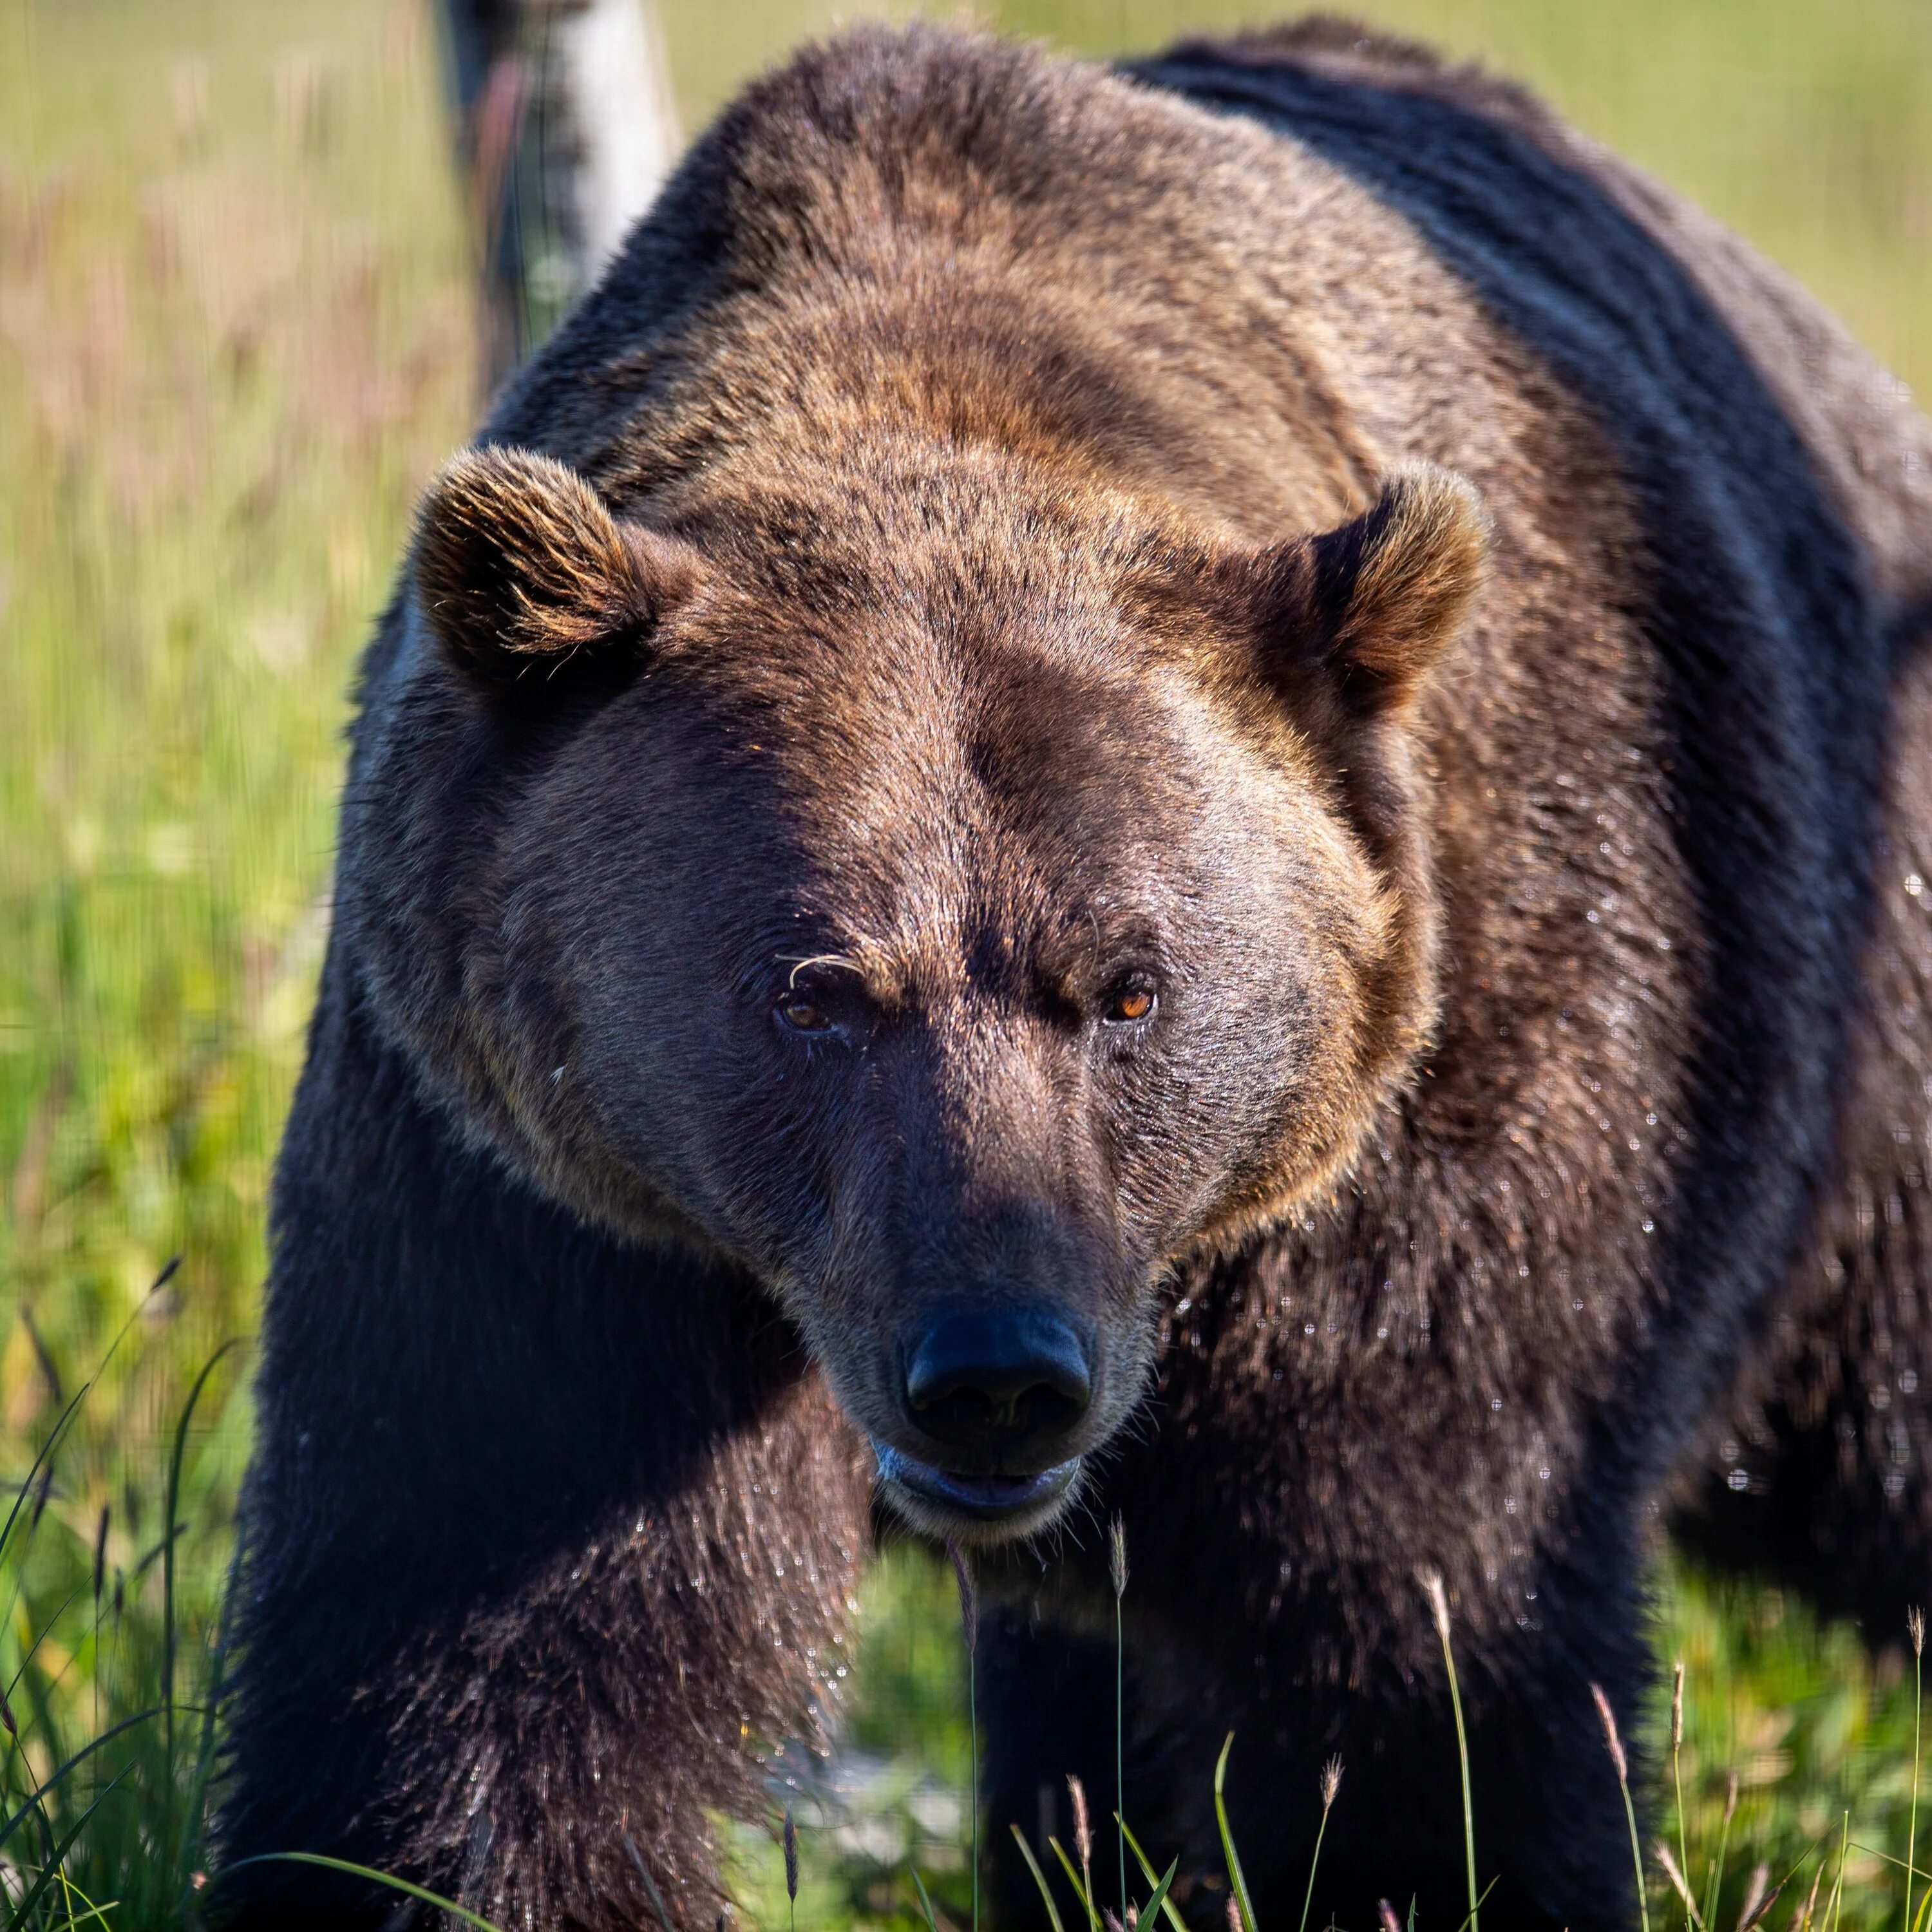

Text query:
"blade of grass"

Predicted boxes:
[[1844, 1846, 1932, 1881], [1909, 1614, 1926, 1932], [161, 1340, 241, 1805], [1591, 1685, 1650, 1932], [1051, 1835, 1101, 1932], [1013, 1825, 1068, 1932], [1111, 1519, 1129, 1929], [914, 1865, 944, 1932], [1454, 1874, 1501, 1932], [1214, 1733, 1258, 1932], [1120, 1815, 1189, 1932], [1139, 1855, 1181, 1929], [1825, 1813, 1850, 1932], [0, 1390, 88, 1573], [1800, 1854, 1826, 1932], [4, 1768, 129, 1929], [0, 1709, 162, 1857], [1656, 1842, 1706, 1930], [1705, 1776, 1739, 1932], [1671, 1662, 1692, 1932], [1299, 1761, 1343, 1932], [1421, 1573, 1479, 1932], [222, 1852, 509, 1931]]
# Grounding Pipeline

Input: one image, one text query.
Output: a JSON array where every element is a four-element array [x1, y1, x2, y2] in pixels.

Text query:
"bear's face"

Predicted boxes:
[[354, 441, 1483, 1542]]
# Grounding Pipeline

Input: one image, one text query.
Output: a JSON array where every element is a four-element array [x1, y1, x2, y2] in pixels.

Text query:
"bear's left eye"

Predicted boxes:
[[775, 995, 835, 1036], [1101, 981, 1158, 1027]]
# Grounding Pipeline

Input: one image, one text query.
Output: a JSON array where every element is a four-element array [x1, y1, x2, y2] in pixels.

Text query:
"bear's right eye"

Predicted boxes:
[[775, 996, 835, 1036]]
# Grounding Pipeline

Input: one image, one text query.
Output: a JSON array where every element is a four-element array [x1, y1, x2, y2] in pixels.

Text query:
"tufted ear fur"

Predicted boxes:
[[412, 446, 705, 686], [1252, 463, 1488, 715]]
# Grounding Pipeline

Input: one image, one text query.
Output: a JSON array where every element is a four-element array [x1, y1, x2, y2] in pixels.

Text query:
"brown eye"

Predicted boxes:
[[1104, 985, 1156, 1026], [777, 997, 833, 1035]]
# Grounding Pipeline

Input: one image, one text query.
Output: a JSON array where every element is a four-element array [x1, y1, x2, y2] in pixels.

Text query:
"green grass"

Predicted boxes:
[[3, 0, 1932, 1925]]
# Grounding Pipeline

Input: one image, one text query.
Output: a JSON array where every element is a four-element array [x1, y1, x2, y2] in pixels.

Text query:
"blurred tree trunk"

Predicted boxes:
[[435, 0, 679, 393]]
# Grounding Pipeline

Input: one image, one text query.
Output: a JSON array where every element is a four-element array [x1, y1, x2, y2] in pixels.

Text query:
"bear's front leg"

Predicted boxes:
[[216, 983, 875, 1930]]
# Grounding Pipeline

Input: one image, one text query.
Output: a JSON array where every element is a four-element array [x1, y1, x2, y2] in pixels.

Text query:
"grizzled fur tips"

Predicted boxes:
[[218, 17, 1932, 1932], [414, 444, 706, 677]]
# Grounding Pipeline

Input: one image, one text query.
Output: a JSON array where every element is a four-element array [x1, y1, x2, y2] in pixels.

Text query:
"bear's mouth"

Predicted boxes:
[[871, 1443, 1081, 1525]]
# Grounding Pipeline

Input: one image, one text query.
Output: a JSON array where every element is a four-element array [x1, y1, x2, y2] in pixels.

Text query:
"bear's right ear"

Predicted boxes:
[[412, 446, 705, 687], [1240, 464, 1488, 720]]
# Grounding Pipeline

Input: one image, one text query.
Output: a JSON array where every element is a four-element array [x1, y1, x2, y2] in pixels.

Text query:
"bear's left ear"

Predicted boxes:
[[1247, 464, 1488, 717], [412, 444, 706, 687]]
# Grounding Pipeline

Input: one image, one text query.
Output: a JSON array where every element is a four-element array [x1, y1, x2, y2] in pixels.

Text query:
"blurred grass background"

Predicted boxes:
[[1, 0, 1930, 1925]]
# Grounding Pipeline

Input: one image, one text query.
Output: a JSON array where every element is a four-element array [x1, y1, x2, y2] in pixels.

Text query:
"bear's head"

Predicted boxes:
[[346, 437, 1484, 1542]]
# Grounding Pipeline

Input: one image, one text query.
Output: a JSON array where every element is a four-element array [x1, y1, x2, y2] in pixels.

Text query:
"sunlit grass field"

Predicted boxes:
[[3, 0, 1932, 1925]]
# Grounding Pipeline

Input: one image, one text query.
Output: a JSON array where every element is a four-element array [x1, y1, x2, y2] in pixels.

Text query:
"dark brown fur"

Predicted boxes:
[[218, 21, 1932, 1932]]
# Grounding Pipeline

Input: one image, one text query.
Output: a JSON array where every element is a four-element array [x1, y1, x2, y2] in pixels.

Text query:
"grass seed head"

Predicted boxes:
[[1379, 1902, 1403, 1932], [1911, 1607, 1925, 1657], [1321, 1756, 1343, 1808], [1723, 1770, 1739, 1826], [948, 1540, 978, 1654], [1419, 1567, 1451, 1644], [1671, 1658, 1684, 1750], [1069, 1774, 1094, 1868], [1737, 1861, 1770, 1931], [1110, 1516, 1129, 1599], [1655, 1840, 1698, 1920], [1226, 1896, 1244, 1932], [1591, 1682, 1627, 1783], [783, 1806, 799, 1902], [93, 1502, 110, 1604]]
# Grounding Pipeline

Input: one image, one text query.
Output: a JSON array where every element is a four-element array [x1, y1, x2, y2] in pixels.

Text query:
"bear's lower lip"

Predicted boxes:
[[871, 1444, 1081, 1522]]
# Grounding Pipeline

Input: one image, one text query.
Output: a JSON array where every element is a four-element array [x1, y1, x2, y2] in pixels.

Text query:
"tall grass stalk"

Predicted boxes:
[[1012, 1823, 1068, 1932], [1111, 1519, 1129, 1929], [1591, 1683, 1651, 1932], [1121, 1814, 1191, 1932], [1421, 1571, 1480, 1932], [1799, 1850, 1827, 1932], [1908, 1611, 1926, 1932], [1672, 1660, 1692, 1932], [1213, 1735, 1259, 1932], [951, 1543, 980, 1932], [1298, 1758, 1343, 1932], [225, 1852, 509, 1931], [784, 1806, 799, 1932], [1656, 1843, 1705, 1930], [1707, 1773, 1740, 1932], [1070, 1777, 1099, 1932]]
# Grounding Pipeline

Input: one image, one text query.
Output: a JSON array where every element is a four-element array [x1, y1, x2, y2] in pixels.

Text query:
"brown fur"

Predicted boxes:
[[219, 22, 1932, 1932]]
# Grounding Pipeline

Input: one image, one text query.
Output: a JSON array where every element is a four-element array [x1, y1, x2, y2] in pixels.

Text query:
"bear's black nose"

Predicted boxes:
[[902, 1305, 1094, 1459]]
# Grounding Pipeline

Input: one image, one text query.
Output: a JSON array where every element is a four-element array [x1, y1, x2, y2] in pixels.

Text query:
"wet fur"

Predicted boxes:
[[218, 20, 1932, 1932]]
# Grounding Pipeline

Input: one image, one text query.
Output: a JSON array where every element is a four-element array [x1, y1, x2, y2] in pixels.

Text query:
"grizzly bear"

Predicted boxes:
[[217, 19, 1932, 1932]]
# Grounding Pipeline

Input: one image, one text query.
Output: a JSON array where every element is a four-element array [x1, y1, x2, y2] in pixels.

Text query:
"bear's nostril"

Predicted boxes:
[[902, 1305, 1095, 1457]]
